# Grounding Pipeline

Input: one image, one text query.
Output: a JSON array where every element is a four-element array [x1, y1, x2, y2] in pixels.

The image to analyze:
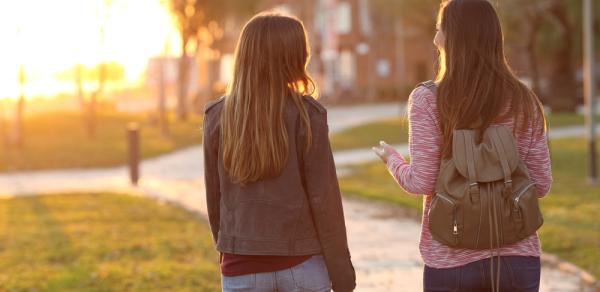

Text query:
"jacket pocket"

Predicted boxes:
[[429, 193, 461, 247]]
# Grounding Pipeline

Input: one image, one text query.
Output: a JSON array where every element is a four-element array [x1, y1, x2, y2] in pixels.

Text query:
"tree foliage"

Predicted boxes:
[[168, 0, 259, 120], [374, 0, 597, 111]]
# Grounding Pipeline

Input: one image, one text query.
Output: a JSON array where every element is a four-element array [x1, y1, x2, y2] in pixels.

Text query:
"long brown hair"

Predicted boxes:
[[435, 0, 546, 158], [220, 12, 316, 184]]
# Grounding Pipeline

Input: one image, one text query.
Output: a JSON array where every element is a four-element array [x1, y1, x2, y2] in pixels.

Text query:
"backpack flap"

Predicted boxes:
[[452, 126, 519, 183]]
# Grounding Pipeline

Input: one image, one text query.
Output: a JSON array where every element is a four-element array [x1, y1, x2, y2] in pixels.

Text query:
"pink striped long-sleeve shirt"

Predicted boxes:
[[386, 85, 553, 269]]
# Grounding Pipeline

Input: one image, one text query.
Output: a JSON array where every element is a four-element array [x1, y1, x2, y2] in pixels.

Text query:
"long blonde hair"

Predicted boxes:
[[221, 12, 316, 185]]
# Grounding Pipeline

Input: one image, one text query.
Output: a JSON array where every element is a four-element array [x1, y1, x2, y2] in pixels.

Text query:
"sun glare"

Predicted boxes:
[[0, 0, 182, 100]]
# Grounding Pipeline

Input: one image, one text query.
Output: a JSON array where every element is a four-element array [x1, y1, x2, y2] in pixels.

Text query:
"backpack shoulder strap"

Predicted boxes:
[[488, 127, 517, 193], [452, 130, 480, 197], [417, 80, 438, 95]]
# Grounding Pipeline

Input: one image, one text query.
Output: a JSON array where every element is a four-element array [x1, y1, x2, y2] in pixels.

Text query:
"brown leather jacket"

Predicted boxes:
[[203, 96, 356, 291]]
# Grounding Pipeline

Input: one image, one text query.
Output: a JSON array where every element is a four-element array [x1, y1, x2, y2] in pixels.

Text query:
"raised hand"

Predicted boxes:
[[372, 141, 397, 163]]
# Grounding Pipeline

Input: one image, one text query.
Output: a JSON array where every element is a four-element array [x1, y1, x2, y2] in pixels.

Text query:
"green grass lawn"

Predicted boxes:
[[339, 137, 600, 278], [0, 110, 590, 172], [0, 193, 220, 291], [547, 112, 590, 128], [1, 111, 203, 172], [331, 117, 409, 151], [330, 113, 595, 151]]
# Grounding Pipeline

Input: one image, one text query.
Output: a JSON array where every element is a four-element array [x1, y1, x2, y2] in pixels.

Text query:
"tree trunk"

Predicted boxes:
[[15, 95, 25, 148], [158, 57, 170, 136], [194, 40, 212, 112], [74, 64, 89, 136], [547, 0, 577, 112], [14, 65, 26, 148], [75, 64, 85, 110], [87, 92, 97, 138], [87, 63, 106, 138], [177, 39, 190, 121], [526, 13, 544, 102], [0, 102, 7, 148]]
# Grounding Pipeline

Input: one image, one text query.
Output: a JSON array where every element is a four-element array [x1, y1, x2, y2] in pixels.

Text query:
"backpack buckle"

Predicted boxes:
[[469, 182, 479, 192], [504, 180, 513, 195], [469, 182, 480, 203]]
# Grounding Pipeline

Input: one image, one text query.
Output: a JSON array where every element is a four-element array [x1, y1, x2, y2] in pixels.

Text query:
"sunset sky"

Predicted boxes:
[[0, 0, 182, 99]]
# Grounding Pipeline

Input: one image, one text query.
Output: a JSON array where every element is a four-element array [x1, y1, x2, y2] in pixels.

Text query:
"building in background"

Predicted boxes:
[[195, 0, 436, 105]]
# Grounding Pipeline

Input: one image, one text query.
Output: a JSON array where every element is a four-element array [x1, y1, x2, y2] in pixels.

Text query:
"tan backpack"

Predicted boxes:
[[423, 81, 544, 250]]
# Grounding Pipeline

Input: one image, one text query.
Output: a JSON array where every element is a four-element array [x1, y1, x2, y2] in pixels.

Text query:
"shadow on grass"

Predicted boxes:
[[0, 193, 220, 291]]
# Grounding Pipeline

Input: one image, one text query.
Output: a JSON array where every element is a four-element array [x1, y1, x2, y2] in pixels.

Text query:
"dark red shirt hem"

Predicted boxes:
[[220, 253, 314, 277]]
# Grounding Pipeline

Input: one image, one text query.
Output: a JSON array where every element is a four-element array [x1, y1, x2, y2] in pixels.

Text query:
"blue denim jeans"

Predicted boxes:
[[221, 255, 331, 292], [424, 256, 541, 292]]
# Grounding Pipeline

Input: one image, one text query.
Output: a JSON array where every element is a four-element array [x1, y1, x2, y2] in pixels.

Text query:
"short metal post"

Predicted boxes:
[[127, 122, 140, 185], [583, 0, 598, 184]]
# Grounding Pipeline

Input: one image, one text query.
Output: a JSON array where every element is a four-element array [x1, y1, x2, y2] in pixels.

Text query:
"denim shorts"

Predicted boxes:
[[424, 256, 541, 292], [221, 255, 331, 292]]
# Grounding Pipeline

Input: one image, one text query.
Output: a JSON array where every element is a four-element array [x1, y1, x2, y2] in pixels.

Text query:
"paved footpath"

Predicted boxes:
[[0, 103, 597, 291]]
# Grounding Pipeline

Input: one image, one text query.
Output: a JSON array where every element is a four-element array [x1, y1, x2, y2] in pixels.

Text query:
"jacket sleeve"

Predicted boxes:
[[300, 110, 356, 292], [203, 114, 221, 244]]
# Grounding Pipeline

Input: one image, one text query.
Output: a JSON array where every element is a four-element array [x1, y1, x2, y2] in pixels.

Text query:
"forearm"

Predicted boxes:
[[386, 152, 436, 195]]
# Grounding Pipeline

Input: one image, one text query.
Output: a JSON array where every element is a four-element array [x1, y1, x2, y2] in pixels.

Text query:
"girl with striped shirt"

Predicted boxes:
[[374, 1, 552, 291]]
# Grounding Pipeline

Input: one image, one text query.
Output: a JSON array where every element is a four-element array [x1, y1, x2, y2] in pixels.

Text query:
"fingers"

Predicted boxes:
[[371, 146, 384, 157], [373, 140, 404, 164], [372, 141, 390, 156], [381, 141, 395, 151], [372, 142, 388, 163]]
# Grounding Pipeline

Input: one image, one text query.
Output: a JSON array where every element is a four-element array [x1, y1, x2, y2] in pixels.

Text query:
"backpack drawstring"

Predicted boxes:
[[488, 183, 502, 292]]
